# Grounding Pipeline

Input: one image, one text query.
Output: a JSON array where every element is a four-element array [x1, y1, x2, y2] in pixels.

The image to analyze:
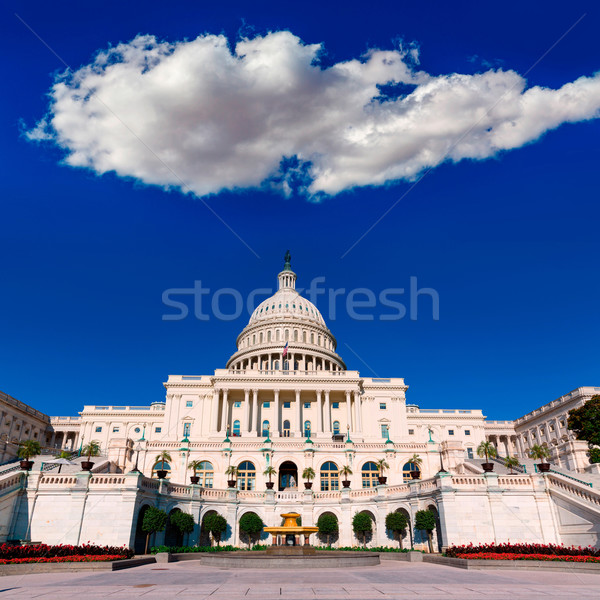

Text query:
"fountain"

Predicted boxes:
[[264, 512, 319, 555]]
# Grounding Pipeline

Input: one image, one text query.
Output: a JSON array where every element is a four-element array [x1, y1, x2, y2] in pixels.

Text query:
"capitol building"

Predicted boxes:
[[1, 255, 599, 552]]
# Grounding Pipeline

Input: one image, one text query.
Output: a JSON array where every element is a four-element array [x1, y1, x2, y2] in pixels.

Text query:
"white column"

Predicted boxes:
[[221, 389, 229, 435], [316, 390, 323, 434], [354, 391, 362, 432], [211, 390, 220, 434], [244, 389, 251, 434], [294, 390, 302, 436], [252, 389, 259, 435], [345, 391, 353, 433], [324, 391, 331, 433], [274, 390, 280, 436]]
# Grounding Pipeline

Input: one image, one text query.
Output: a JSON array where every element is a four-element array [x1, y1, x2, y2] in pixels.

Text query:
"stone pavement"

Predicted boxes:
[[0, 560, 598, 599]]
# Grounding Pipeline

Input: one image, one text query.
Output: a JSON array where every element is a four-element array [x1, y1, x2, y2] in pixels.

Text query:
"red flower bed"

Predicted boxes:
[[455, 552, 600, 563], [0, 543, 133, 560], [0, 554, 127, 565], [446, 542, 600, 558]]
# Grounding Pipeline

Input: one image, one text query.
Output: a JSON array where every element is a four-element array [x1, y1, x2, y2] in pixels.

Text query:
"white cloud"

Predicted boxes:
[[27, 31, 600, 198]]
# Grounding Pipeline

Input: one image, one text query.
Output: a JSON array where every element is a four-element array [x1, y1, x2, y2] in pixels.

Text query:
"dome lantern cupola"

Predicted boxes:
[[278, 250, 296, 291]]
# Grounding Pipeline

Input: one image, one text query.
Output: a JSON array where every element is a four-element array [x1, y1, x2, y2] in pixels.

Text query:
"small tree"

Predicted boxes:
[[155, 450, 172, 464], [302, 467, 315, 482], [407, 454, 422, 468], [263, 466, 277, 485], [225, 465, 238, 481], [529, 444, 551, 465], [56, 450, 71, 459], [352, 512, 372, 547], [17, 440, 41, 461], [188, 460, 203, 478], [504, 455, 521, 474], [239, 512, 265, 547], [568, 395, 600, 447], [170, 511, 195, 545], [339, 465, 353, 485], [142, 506, 167, 554], [203, 513, 227, 546], [82, 440, 101, 460], [376, 458, 390, 477], [385, 511, 408, 550], [414, 510, 436, 553], [316, 513, 338, 546], [476, 441, 497, 463]]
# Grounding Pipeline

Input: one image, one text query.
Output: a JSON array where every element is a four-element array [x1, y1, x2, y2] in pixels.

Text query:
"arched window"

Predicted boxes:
[[361, 462, 379, 488], [403, 462, 420, 482], [304, 420, 311, 438], [303, 331, 307, 342], [262, 420, 270, 437], [252, 334, 255, 344], [152, 461, 171, 478], [283, 420, 291, 437], [233, 420, 241, 436], [294, 330, 298, 341], [274, 360, 280, 370], [237, 461, 256, 490], [320, 461, 339, 491], [285, 329, 289, 341], [276, 330, 280, 341], [197, 461, 214, 487], [333, 421, 340, 435], [267, 331, 272, 342], [311, 333, 314, 344]]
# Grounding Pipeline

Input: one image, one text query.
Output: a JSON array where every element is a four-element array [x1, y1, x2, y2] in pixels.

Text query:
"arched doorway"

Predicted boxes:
[[199, 509, 217, 546], [427, 504, 443, 552], [392, 507, 412, 549], [278, 461, 298, 490], [354, 510, 376, 547], [133, 504, 151, 554], [164, 508, 184, 547]]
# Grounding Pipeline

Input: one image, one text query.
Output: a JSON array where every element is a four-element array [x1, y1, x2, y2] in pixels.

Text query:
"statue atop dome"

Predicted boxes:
[[283, 250, 292, 271]]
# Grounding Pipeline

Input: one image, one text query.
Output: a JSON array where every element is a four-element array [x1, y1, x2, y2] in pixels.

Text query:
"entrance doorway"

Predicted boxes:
[[279, 461, 298, 490]]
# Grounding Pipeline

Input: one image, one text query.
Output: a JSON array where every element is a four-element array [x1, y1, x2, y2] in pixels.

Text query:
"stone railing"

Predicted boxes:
[[238, 490, 266, 499], [546, 473, 600, 508], [312, 490, 341, 500], [166, 483, 192, 496], [384, 483, 411, 495], [90, 475, 127, 485], [0, 472, 24, 494], [39, 475, 78, 486]]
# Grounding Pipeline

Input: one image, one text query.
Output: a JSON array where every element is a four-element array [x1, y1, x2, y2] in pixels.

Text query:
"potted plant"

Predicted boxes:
[[188, 459, 202, 484], [476, 441, 497, 472], [225, 465, 238, 488], [407, 454, 422, 479], [154, 450, 172, 479], [339, 464, 353, 488], [18, 440, 41, 471], [263, 465, 277, 489], [529, 444, 552, 472], [376, 458, 390, 484], [504, 455, 521, 474], [302, 466, 315, 489], [81, 440, 101, 471]]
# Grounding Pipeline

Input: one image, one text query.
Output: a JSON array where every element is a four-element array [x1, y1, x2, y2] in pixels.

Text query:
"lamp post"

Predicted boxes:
[[438, 443, 447, 474], [131, 443, 142, 473]]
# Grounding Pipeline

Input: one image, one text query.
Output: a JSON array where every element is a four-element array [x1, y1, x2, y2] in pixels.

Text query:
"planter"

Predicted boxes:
[[537, 463, 551, 473], [410, 471, 421, 480], [190, 476, 200, 484], [19, 460, 34, 471], [80, 461, 94, 471], [304, 482, 313, 490], [378, 476, 387, 485], [227, 479, 236, 488], [342, 480, 351, 488], [482, 463, 494, 473], [156, 470, 168, 479], [266, 482, 274, 489]]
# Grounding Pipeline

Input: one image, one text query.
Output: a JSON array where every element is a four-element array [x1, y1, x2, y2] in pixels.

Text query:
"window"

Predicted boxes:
[[379, 403, 387, 410], [381, 424, 389, 438], [134, 427, 141, 434], [361, 461, 379, 488], [233, 420, 241, 436], [304, 402, 311, 409], [549, 424, 555, 432], [332, 402, 339, 409], [262, 420, 270, 437], [448, 430, 454, 436], [274, 360, 280, 370], [304, 420, 311, 437], [183, 423, 191, 438], [283, 402, 291, 409], [186, 401, 193, 408], [112, 427, 120, 433], [263, 401, 270, 408], [197, 461, 214, 487], [402, 461, 420, 482], [408, 429, 414, 435], [466, 448, 474, 459], [234, 401, 241, 408], [320, 461, 339, 491], [560, 420, 565, 427], [95, 426, 102, 433], [237, 461, 256, 490], [333, 421, 340, 435], [155, 427, 162, 433], [152, 460, 171, 478], [465, 430, 471, 436], [283, 420, 291, 437]]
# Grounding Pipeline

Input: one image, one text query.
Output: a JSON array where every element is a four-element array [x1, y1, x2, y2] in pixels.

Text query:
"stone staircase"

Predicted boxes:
[[0, 453, 111, 479]]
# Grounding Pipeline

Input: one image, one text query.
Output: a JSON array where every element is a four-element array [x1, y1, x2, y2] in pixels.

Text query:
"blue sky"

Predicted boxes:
[[1, 1, 599, 420]]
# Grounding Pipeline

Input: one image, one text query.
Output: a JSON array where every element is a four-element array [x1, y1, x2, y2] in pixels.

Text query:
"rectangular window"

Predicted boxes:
[[466, 448, 474, 459], [112, 427, 119, 433], [155, 427, 162, 433], [234, 401, 241, 408], [381, 424, 389, 438], [379, 403, 387, 410], [95, 426, 102, 433], [549, 424, 555, 431], [263, 401, 271, 408], [283, 401, 291, 409], [448, 429, 454, 436], [332, 402, 339, 409], [304, 402, 311, 409], [186, 401, 193, 408], [560, 420, 565, 427], [183, 423, 190, 437], [408, 429, 414, 435], [465, 430, 471, 436]]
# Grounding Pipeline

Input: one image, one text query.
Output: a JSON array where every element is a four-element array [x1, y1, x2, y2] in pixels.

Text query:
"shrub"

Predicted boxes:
[[352, 512, 372, 547], [316, 513, 338, 546], [170, 511, 195, 537], [239, 513, 264, 547], [142, 507, 168, 554], [445, 543, 600, 558], [203, 513, 228, 546], [0, 543, 133, 560], [385, 512, 408, 550], [414, 510, 436, 553]]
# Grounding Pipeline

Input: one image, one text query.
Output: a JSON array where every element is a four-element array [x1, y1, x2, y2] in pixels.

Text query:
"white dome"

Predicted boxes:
[[249, 288, 325, 326]]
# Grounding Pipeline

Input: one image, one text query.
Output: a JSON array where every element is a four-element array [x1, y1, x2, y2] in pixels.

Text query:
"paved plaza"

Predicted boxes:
[[0, 560, 598, 599]]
